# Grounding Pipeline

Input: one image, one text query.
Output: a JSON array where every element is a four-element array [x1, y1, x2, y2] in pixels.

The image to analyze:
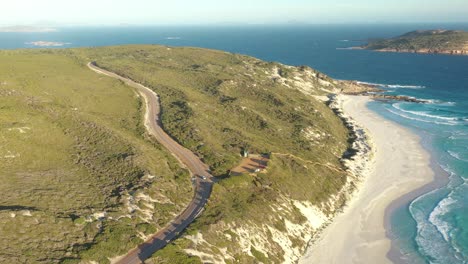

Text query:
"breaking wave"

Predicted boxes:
[[428, 195, 457, 243], [386, 108, 461, 126], [392, 103, 463, 122], [356, 81, 425, 89], [447, 150, 468, 162]]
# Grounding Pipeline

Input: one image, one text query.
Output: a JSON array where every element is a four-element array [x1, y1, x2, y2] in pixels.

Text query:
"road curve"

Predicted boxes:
[[87, 62, 214, 264]]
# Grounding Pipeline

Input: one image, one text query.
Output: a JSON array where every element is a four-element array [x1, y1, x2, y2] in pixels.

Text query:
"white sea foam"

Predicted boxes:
[[409, 189, 462, 264], [447, 150, 468, 162], [386, 108, 460, 126], [428, 195, 457, 243], [448, 132, 468, 141], [392, 103, 461, 121], [440, 101, 457, 106], [356, 81, 425, 89], [441, 165, 465, 189], [386, 84, 426, 89], [426, 171, 467, 262], [423, 99, 458, 106]]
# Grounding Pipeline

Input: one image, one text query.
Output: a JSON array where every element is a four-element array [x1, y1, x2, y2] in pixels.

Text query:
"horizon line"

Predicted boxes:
[[2, 21, 468, 28]]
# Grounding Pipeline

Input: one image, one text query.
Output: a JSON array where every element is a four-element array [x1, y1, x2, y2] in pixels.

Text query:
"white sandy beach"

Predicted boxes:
[[300, 95, 435, 264]]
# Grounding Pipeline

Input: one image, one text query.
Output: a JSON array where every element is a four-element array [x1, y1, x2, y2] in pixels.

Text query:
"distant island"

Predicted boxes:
[[0, 26, 57, 33], [360, 30, 468, 55], [25, 41, 71, 47]]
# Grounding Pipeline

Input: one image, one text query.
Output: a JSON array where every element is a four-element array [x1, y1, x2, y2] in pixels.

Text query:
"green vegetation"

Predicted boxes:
[[152, 240, 202, 264], [73, 46, 352, 263], [76, 45, 350, 263], [364, 29, 468, 52], [1, 45, 354, 263], [250, 246, 269, 263], [73, 45, 348, 177], [0, 50, 192, 263]]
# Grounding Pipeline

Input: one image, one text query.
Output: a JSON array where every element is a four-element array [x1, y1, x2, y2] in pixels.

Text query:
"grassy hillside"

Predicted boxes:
[[0, 50, 192, 263], [75, 46, 348, 176], [365, 29, 468, 52], [1, 45, 358, 263], [71, 45, 355, 263]]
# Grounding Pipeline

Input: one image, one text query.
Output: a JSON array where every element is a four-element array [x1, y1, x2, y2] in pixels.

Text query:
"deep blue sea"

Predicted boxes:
[[1, 24, 467, 263]]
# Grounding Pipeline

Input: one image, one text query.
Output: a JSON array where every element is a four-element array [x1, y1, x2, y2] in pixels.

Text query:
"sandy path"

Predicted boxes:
[[300, 95, 434, 264]]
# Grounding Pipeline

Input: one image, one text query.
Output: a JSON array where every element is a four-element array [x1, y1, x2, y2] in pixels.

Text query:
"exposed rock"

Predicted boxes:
[[337, 81, 430, 103], [338, 80, 383, 95], [370, 94, 430, 103]]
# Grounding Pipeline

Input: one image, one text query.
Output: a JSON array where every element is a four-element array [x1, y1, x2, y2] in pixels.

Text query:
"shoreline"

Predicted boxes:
[[299, 95, 435, 264], [371, 48, 468, 56], [385, 131, 450, 263], [350, 46, 468, 56]]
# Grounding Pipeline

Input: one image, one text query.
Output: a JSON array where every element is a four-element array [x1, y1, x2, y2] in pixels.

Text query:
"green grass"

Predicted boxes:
[[250, 246, 269, 263], [72, 45, 348, 177], [152, 240, 202, 264], [69, 45, 351, 262], [0, 45, 354, 263], [0, 50, 191, 263], [60, 45, 357, 263], [79, 221, 143, 263]]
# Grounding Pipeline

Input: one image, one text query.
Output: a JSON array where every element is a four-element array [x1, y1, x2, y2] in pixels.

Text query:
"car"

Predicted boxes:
[[201, 175, 207, 180]]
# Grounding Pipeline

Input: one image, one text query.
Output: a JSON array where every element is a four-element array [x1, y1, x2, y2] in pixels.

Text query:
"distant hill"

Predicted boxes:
[[362, 30, 468, 55]]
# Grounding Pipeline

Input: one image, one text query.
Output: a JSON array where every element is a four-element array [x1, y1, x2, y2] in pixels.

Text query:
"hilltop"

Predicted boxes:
[[362, 29, 468, 55], [0, 45, 370, 263]]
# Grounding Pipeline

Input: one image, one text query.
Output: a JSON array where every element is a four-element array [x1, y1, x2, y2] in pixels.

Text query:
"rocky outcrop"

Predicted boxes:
[[370, 94, 430, 103], [338, 81, 430, 104], [338, 80, 383, 95]]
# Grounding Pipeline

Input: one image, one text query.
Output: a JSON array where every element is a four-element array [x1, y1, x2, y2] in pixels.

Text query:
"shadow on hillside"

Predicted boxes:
[[0, 205, 38, 211]]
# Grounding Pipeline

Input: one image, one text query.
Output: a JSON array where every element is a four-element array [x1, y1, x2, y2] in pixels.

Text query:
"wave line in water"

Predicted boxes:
[[428, 195, 457, 243], [392, 103, 463, 121], [356, 81, 426, 89], [447, 150, 468, 162], [386, 108, 461, 126], [409, 186, 464, 264]]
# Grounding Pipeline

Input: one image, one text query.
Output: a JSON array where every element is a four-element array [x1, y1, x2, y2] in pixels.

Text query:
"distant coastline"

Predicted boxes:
[[0, 26, 57, 33], [25, 41, 71, 47], [362, 48, 468, 56], [357, 29, 468, 56]]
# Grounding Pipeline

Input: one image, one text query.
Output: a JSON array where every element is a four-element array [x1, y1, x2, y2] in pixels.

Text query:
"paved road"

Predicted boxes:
[[88, 62, 214, 264]]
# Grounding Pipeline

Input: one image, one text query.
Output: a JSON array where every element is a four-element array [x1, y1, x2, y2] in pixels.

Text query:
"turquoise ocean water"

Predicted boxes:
[[1, 24, 467, 263]]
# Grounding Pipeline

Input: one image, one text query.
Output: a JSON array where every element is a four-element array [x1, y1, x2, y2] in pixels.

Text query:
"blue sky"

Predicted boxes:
[[2, 0, 468, 26]]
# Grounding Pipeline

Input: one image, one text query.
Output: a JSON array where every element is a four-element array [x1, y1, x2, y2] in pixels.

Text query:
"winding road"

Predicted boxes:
[[88, 62, 214, 264]]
